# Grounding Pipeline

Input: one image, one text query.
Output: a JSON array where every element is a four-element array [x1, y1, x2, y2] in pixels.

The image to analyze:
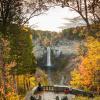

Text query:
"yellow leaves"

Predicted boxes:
[[71, 36, 100, 90], [17, 75, 37, 88], [83, 36, 100, 70], [30, 77, 35, 81], [70, 69, 82, 88], [86, 36, 100, 51], [6, 94, 19, 100], [29, 77, 36, 87]]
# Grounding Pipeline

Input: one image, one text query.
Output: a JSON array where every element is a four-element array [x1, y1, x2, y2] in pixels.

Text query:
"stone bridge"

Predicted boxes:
[[25, 85, 94, 100]]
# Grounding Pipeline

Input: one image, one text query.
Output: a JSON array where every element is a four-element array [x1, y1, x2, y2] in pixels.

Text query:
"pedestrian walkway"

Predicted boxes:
[[25, 91, 75, 100], [25, 85, 94, 100]]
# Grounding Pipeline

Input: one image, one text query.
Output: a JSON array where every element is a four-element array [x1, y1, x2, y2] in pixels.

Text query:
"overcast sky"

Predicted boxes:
[[29, 6, 80, 32]]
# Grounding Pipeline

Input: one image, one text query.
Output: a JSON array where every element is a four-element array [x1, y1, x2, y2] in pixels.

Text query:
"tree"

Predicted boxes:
[[88, 0, 100, 23], [59, 0, 90, 29], [0, 34, 11, 99], [52, 0, 100, 30], [5, 25, 38, 95], [71, 36, 100, 93], [0, 0, 23, 33], [0, 0, 48, 98], [10, 25, 37, 75], [0, 0, 49, 33]]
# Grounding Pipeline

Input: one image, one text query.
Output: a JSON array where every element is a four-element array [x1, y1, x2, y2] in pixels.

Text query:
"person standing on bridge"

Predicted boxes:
[[37, 82, 43, 91], [30, 96, 36, 100], [64, 89, 70, 94]]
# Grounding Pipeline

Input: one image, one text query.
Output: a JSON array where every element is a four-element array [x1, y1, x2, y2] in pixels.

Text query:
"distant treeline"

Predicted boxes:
[[32, 24, 100, 43]]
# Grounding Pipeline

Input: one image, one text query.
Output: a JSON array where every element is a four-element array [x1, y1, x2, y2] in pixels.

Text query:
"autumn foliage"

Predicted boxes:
[[71, 36, 100, 94]]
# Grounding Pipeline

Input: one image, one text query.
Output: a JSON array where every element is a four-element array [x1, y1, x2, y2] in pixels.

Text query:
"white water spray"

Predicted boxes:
[[47, 47, 52, 67]]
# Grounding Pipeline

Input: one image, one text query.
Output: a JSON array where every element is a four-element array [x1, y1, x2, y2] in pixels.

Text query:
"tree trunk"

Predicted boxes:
[[23, 76, 26, 91], [0, 40, 7, 100], [85, 19, 91, 31], [12, 74, 18, 94], [2, 64, 6, 100], [16, 75, 19, 94]]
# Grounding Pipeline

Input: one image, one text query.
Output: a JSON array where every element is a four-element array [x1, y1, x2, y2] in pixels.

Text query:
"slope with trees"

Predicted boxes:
[[70, 35, 100, 94]]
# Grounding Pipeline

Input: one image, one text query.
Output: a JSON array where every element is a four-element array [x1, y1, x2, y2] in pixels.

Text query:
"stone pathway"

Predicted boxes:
[[25, 91, 33, 100], [25, 91, 75, 100], [39, 92, 75, 100]]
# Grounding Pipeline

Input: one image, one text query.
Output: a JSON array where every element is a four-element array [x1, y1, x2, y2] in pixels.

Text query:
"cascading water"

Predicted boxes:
[[47, 47, 52, 67], [60, 76, 64, 85], [46, 47, 53, 85]]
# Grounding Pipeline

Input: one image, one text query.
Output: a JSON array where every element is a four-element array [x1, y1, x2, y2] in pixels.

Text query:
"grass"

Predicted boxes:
[[75, 96, 100, 100]]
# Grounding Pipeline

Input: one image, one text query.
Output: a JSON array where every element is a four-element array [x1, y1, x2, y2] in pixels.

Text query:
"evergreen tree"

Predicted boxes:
[[10, 25, 37, 75]]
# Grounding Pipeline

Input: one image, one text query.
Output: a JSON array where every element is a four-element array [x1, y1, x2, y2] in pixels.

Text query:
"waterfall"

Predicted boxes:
[[60, 76, 64, 85], [47, 47, 52, 67]]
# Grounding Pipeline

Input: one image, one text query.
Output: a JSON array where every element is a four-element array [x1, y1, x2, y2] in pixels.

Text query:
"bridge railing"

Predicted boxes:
[[42, 86, 54, 92], [33, 85, 94, 98]]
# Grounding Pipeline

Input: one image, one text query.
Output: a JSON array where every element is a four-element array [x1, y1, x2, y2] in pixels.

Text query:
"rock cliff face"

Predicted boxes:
[[34, 39, 81, 58]]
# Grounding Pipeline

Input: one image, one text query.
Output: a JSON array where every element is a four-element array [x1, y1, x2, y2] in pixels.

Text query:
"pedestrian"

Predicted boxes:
[[61, 96, 68, 100], [30, 96, 36, 100], [64, 89, 69, 94], [37, 82, 42, 91], [56, 96, 59, 100]]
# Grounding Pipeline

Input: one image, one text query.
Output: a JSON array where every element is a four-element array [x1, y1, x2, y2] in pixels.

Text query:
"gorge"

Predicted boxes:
[[32, 30, 83, 85]]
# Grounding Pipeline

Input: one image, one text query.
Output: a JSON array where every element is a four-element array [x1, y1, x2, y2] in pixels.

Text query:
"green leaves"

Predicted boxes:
[[10, 26, 37, 75]]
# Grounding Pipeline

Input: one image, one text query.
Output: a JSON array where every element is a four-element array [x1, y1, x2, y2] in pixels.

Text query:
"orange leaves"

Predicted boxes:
[[71, 36, 100, 91], [0, 86, 4, 94], [5, 61, 16, 69]]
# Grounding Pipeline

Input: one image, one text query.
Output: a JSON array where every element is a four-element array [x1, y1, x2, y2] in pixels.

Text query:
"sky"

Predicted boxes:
[[29, 6, 80, 32]]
